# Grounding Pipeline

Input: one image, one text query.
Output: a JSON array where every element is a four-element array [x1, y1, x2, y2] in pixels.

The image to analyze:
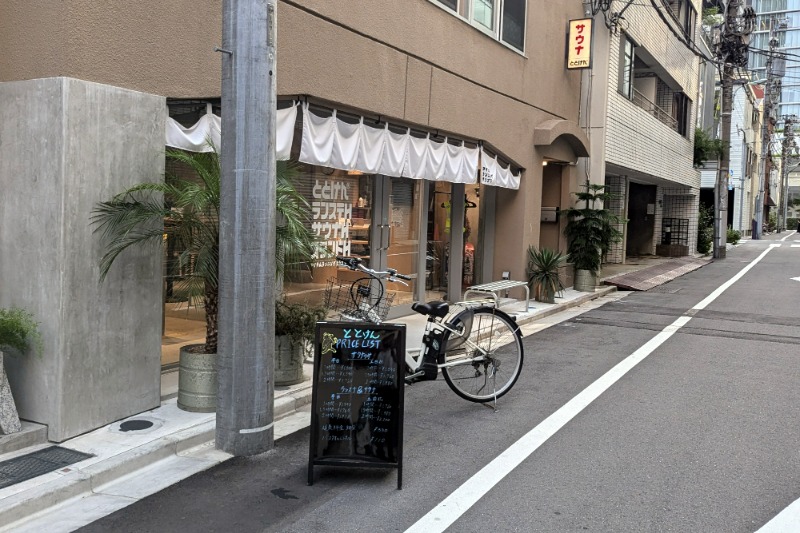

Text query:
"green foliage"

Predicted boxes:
[[702, 7, 723, 27], [727, 227, 741, 245], [788, 217, 798, 230], [693, 128, 726, 168], [697, 204, 714, 255], [0, 307, 42, 358], [92, 148, 320, 354], [563, 181, 624, 274], [275, 299, 327, 347], [768, 211, 778, 232], [526, 246, 566, 300]]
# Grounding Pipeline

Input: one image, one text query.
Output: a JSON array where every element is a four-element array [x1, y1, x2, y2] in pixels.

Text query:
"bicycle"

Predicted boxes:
[[324, 256, 524, 403]]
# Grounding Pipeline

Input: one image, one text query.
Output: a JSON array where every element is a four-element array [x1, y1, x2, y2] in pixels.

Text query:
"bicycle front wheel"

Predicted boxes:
[[441, 308, 523, 403]]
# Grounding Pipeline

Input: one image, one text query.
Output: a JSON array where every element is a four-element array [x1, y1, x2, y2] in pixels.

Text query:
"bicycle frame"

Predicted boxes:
[[328, 256, 522, 386], [403, 308, 481, 374]]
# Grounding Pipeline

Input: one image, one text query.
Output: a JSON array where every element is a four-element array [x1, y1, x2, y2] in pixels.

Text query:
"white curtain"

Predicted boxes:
[[165, 103, 297, 160], [480, 148, 521, 190], [299, 104, 481, 185]]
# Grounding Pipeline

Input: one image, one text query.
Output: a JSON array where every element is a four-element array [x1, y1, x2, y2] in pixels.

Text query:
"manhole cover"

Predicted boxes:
[[119, 419, 154, 432], [0, 446, 93, 489]]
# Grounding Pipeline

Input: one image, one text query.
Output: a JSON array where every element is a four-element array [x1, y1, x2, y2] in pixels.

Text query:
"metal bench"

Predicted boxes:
[[463, 280, 530, 312]]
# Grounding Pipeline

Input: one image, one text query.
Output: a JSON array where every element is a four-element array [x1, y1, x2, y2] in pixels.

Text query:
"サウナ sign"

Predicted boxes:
[[567, 18, 593, 69]]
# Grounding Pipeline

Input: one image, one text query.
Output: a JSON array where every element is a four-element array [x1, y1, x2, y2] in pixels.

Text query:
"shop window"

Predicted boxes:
[[431, 0, 526, 52]]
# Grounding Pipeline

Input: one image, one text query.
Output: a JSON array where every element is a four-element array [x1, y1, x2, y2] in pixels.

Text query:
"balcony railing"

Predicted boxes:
[[633, 88, 678, 131]]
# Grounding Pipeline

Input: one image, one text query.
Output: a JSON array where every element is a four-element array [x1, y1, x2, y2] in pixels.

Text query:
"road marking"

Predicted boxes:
[[780, 232, 795, 242], [792, 277, 800, 283], [758, 498, 800, 532], [405, 245, 779, 533], [791, 245, 800, 248], [693, 244, 780, 311]]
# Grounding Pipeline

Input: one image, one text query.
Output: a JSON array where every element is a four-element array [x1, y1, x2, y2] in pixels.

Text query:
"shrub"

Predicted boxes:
[[727, 227, 741, 245], [0, 307, 42, 357], [697, 204, 714, 255]]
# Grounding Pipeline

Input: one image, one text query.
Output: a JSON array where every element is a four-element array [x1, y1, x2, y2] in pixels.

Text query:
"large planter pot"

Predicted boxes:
[[533, 283, 556, 304], [275, 335, 306, 386], [574, 269, 598, 292], [0, 351, 22, 434], [177, 344, 217, 413]]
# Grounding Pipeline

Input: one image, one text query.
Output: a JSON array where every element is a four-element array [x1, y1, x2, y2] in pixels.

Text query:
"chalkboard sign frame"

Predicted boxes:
[[307, 321, 406, 490]]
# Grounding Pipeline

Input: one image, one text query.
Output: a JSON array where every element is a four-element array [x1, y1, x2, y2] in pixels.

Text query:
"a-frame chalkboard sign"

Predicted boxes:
[[308, 321, 406, 489]]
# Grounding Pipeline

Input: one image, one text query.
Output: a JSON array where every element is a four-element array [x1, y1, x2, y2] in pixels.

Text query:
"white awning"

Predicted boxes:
[[299, 104, 480, 185], [480, 148, 521, 189], [165, 103, 297, 160]]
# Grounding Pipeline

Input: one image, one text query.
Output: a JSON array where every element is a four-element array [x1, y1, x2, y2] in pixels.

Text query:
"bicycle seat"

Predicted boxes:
[[412, 301, 449, 318]]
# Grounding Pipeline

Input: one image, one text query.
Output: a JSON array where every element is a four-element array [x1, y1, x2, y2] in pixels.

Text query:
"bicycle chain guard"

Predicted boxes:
[[420, 329, 446, 380]]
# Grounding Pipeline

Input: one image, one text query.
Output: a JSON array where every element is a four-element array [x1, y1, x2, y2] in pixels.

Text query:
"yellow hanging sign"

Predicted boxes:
[[567, 18, 593, 70]]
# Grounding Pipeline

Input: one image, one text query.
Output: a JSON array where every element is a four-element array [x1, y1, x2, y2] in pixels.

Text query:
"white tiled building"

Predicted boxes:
[[582, 0, 702, 260]]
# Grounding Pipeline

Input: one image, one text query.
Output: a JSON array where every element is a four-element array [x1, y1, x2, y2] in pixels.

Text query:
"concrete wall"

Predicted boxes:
[[0, 78, 164, 441]]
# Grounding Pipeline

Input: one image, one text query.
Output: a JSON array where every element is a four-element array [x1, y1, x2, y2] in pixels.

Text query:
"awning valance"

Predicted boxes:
[[165, 103, 297, 160], [299, 104, 482, 186], [480, 148, 521, 189]]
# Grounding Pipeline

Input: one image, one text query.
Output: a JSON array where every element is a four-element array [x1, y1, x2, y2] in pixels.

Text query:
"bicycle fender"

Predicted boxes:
[[442, 305, 522, 356]]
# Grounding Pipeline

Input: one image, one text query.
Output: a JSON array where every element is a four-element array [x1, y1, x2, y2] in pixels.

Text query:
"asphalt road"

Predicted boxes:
[[80, 234, 800, 533]]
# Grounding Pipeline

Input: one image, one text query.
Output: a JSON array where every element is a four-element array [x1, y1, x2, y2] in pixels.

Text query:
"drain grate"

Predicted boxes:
[[0, 446, 93, 489]]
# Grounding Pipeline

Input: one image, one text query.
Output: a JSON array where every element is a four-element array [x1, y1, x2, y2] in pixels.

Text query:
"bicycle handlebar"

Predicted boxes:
[[335, 255, 411, 285]]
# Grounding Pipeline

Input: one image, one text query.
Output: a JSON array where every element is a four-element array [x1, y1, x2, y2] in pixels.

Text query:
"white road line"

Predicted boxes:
[[791, 245, 800, 248], [405, 246, 779, 533], [780, 232, 795, 242], [758, 499, 800, 532], [693, 244, 780, 311]]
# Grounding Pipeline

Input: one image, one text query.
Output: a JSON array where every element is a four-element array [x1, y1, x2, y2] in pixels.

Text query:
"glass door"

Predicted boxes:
[[370, 176, 423, 319]]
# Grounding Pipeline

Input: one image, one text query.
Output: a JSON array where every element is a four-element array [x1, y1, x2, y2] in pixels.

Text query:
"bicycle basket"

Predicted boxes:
[[324, 277, 395, 323]]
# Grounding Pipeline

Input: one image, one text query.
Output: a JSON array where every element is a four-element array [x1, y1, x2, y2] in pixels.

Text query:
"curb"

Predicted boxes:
[[0, 419, 216, 530], [514, 285, 617, 328], [0, 401, 314, 530], [0, 289, 617, 530]]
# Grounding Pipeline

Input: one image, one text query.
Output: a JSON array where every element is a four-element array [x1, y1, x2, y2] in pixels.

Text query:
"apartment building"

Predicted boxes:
[[699, 83, 761, 236], [0, 1, 588, 440], [583, 0, 702, 260]]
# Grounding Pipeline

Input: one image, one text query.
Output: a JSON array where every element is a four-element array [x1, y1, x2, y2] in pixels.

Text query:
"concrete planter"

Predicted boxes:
[[0, 351, 22, 434], [275, 336, 306, 386], [574, 269, 598, 292], [177, 345, 217, 413]]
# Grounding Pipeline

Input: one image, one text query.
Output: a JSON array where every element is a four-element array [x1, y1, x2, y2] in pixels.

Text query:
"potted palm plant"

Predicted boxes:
[[92, 148, 318, 412], [526, 246, 566, 304], [564, 181, 624, 292], [0, 307, 42, 434], [274, 299, 327, 386]]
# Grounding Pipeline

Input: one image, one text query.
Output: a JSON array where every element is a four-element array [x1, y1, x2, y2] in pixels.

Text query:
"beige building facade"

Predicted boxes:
[[3, 0, 590, 308]]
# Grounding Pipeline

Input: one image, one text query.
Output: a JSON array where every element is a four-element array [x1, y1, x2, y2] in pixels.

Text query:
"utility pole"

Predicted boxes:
[[217, 0, 277, 456], [779, 115, 796, 232], [714, 0, 755, 258], [755, 19, 784, 239]]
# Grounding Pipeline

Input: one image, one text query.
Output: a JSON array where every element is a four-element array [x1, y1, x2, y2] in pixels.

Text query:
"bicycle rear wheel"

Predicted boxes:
[[441, 308, 523, 403]]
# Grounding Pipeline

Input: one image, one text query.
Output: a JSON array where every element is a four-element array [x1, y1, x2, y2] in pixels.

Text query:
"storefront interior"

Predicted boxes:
[[160, 101, 521, 369]]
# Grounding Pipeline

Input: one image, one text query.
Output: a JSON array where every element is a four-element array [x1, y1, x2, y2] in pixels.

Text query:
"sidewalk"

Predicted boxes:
[[0, 257, 707, 532]]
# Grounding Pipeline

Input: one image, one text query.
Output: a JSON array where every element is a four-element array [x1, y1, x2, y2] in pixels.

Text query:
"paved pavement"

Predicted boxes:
[[0, 254, 716, 532]]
